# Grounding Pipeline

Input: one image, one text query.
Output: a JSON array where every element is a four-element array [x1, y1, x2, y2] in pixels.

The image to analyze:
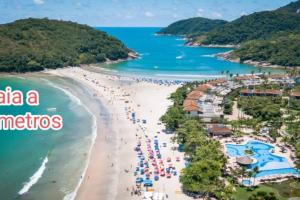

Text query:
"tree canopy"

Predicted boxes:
[[0, 18, 131, 72], [157, 17, 227, 36]]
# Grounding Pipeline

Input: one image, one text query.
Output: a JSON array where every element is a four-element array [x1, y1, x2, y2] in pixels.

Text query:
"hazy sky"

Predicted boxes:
[[0, 0, 296, 27]]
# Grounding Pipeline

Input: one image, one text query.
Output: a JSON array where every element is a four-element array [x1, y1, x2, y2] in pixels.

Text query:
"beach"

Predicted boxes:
[[47, 67, 191, 200]]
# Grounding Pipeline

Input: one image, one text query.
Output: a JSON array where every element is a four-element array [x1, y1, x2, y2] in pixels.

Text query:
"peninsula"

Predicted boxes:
[[0, 18, 134, 72], [159, 0, 300, 68]]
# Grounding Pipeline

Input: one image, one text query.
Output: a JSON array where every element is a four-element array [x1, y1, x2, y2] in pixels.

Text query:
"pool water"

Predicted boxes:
[[226, 140, 300, 177], [242, 179, 252, 186]]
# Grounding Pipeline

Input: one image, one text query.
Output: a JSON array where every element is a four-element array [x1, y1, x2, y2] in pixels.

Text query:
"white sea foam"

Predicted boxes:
[[41, 79, 97, 200], [201, 54, 216, 58], [15, 76, 26, 80], [62, 104, 97, 200], [155, 74, 226, 78], [39, 78, 98, 200], [41, 78, 82, 106], [18, 157, 48, 195]]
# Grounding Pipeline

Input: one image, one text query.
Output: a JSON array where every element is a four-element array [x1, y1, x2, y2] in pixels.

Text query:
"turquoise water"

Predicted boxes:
[[0, 76, 94, 199], [98, 27, 280, 80], [226, 140, 299, 178], [242, 179, 252, 186]]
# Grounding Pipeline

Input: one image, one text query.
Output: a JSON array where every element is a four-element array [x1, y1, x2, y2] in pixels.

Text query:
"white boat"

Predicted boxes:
[[176, 51, 185, 59], [47, 107, 57, 112]]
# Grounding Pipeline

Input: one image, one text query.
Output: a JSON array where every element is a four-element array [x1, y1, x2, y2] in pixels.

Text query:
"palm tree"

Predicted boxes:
[[252, 166, 259, 186], [240, 166, 247, 182]]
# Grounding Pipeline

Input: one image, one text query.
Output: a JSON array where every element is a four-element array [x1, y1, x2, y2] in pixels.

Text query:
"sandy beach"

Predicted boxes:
[[46, 67, 191, 200]]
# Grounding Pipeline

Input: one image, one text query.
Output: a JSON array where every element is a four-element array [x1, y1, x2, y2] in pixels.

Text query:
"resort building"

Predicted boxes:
[[234, 75, 262, 86], [207, 124, 233, 137], [186, 90, 204, 100], [195, 84, 212, 92], [240, 89, 282, 97], [290, 92, 300, 100], [207, 78, 227, 86], [268, 74, 295, 85], [183, 99, 200, 117]]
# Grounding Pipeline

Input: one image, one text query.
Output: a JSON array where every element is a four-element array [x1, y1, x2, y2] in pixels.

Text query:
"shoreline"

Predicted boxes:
[[216, 50, 300, 70], [46, 67, 190, 200]]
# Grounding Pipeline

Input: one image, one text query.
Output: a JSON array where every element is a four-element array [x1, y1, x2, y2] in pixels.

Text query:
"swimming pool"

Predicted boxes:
[[225, 140, 299, 177]]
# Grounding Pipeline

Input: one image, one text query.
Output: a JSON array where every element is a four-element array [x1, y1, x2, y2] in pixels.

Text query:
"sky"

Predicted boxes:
[[0, 0, 296, 27]]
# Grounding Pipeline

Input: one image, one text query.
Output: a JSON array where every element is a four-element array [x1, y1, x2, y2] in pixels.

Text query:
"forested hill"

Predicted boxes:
[[186, 0, 300, 67], [194, 10, 300, 45], [232, 31, 300, 67], [191, 0, 300, 45], [157, 17, 227, 36], [0, 18, 131, 72], [277, 0, 300, 13]]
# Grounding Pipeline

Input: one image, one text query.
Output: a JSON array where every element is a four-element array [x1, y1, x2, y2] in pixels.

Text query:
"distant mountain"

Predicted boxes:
[[190, 0, 300, 45], [0, 18, 132, 72], [157, 17, 227, 36], [277, 0, 300, 13], [193, 11, 300, 45]]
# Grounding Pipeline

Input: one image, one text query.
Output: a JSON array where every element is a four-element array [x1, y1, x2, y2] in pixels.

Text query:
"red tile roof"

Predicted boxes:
[[183, 100, 199, 112], [208, 124, 232, 135], [269, 74, 288, 79], [208, 78, 227, 86], [195, 84, 212, 92], [291, 92, 300, 97], [186, 90, 204, 100], [234, 75, 260, 81]]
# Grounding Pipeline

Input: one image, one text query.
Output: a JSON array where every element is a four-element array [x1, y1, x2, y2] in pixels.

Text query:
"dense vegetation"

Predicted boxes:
[[0, 18, 131, 72], [157, 17, 227, 36], [184, 0, 300, 67], [233, 31, 300, 66], [234, 179, 300, 200], [161, 81, 300, 199], [194, 11, 300, 45], [160, 82, 232, 199], [237, 96, 282, 122]]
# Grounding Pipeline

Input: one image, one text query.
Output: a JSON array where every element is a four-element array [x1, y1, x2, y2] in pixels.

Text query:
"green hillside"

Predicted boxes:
[[232, 31, 300, 67], [192, 0, 300, 45], [157, 17, 227, 36], [277, 0, 300, 13], [195, 11, 300, 45], [0, 18, 131, 72]]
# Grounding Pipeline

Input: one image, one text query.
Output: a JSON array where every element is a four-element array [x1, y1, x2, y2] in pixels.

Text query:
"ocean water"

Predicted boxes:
[[0, 76, 95, 200], [97, 27, 280, 80]]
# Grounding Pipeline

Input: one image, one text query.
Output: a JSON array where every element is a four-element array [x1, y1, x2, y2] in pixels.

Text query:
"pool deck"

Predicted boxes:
[[219, 135, 299, 185]]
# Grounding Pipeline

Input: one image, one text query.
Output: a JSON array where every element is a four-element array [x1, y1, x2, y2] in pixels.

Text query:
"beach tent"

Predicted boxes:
[[153, 192, 165, 200], [143, 179, 153, 187], [143, 192, 153, 200], [136, 177, 143, 184]]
